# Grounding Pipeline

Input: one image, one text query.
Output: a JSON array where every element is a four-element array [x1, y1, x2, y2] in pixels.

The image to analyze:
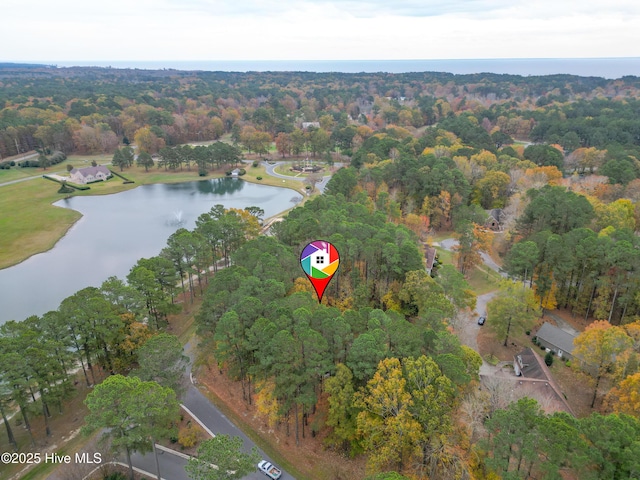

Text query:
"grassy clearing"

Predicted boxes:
[[434, 246, 453, 265], [0, 179, 81, 269], [434, 245, 501, 295], [273, 164, 306, 177], [467, 264, 503, 295], [0, 156, 316, 269], [241, 163, 310, 196], [0, 166, 40, 183], [484, 354, 500, 366]]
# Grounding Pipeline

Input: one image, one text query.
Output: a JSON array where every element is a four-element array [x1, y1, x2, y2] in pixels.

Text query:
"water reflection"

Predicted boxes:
[[0, 178, 292, 324]]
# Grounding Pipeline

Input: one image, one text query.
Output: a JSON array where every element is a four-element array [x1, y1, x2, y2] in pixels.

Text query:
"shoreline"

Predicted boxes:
[[0, 164, 311, 271]]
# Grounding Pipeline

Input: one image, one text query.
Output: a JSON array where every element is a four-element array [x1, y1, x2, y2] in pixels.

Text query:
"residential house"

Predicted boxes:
[[69, 166, 112, 184], [535, 322, 577, 360], [424, 246, 437, 275], [511, 347, 575, 415], [484, 209, 504, 231]]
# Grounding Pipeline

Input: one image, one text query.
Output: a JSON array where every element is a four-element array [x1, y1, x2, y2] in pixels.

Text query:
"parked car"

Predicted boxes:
[[258, 460, 282, 479], [478, 316, 486, 325]]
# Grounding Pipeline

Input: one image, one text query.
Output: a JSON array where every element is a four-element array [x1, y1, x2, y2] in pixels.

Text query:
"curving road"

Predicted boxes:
[[128, 340, 296, 480], [47, 160, 345, 480], [437, 237, 504, 376], [262, 160, 341, 193]]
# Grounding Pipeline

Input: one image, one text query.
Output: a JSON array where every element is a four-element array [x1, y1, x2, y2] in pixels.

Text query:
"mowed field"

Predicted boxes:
[[0, 180, 81, 269], [0, 154, 319, 269]]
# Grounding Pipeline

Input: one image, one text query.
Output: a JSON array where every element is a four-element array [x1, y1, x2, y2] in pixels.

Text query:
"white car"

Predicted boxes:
[[258, 460, 282, 479]]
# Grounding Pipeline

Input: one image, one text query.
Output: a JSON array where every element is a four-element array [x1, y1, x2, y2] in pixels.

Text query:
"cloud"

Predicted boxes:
[[159, 0, 640, 20], [1, 0, 639, 61], [157, 0, 514, 18]]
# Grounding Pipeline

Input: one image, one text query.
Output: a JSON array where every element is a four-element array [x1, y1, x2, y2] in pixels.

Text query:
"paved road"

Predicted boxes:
[[128, 340, 295, 480], [0, 173, 43, 187], [262, 161, 341, 193], [130, 449, 189, 480]]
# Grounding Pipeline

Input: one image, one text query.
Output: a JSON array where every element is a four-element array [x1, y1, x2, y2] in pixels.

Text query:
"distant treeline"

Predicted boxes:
[[1, 66, 640, 163], [0, 63, 54, 69]]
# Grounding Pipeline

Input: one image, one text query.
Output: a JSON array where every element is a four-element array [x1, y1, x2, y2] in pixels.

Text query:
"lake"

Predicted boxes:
[[0, 178, 299, 324]]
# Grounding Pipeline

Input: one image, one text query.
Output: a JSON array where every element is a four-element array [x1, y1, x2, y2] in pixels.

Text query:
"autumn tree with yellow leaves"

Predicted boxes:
[[573, 320, 634, 408], [453, 222, 493, 276], [354, 356, 458, 477]]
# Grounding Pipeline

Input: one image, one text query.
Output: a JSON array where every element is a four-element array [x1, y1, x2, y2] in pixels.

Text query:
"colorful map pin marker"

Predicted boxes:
[[300, 240, 340, 303]]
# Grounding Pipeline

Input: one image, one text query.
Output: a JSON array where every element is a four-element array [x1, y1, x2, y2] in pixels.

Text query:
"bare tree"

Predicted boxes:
[[460, 390, 490, 442], [304, 172, 323, 192]]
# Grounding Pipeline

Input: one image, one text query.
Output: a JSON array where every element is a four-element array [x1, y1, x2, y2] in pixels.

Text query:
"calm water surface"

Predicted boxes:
[[51, 58, 640, 79], [0, 178, 299, 324]]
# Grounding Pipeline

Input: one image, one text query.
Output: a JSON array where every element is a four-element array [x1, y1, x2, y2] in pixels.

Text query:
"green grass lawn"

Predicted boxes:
[[0, 166, 40, 183], [241, 163, 309, 194], [272, 163, 328, 179], [0, 180, 81, 269], [0, 154, 115, 184], [434, 245, 501, 295], [0, 157, 318, 269], [467, 264, 503, 294], [273, 164, 306, 177]]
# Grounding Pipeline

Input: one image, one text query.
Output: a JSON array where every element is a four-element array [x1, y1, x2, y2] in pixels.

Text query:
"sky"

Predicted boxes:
[[2, 0, 640, 62]]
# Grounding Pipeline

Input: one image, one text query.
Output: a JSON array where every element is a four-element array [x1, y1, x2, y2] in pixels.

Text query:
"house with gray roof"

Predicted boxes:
[[535, 322, 577, 360], [484, 209, 504, 231], [69, 165, 112, 184]]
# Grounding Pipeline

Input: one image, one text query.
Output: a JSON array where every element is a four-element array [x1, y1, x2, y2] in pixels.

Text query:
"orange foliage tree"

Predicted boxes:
[[607, 372, 640, 417], [573, 320, 634, 408], [454, 223, 493, 276]]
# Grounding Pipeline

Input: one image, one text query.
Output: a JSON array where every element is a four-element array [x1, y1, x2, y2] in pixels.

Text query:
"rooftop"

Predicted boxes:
[[514, 347, 574, 415], [536, 322, 577, 354], [70, 165, 111, 177]]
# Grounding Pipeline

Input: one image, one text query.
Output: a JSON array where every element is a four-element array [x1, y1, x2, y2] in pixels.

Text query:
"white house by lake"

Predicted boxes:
[[69, 166, 112, 184]]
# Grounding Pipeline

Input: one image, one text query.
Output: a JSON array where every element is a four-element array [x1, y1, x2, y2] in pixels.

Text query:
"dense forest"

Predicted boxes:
[[1, 65, 640, 160], [2, 65, 640, 479]]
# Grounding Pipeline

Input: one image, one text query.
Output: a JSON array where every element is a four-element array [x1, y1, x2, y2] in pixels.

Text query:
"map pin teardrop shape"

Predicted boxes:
[[300, 240, 340, 303]]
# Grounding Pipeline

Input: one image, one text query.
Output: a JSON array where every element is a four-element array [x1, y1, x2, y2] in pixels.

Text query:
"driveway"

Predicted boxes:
[[544, 310, 580, 336], [0, 174, 43, 187], [438, 237, 506, 376]]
